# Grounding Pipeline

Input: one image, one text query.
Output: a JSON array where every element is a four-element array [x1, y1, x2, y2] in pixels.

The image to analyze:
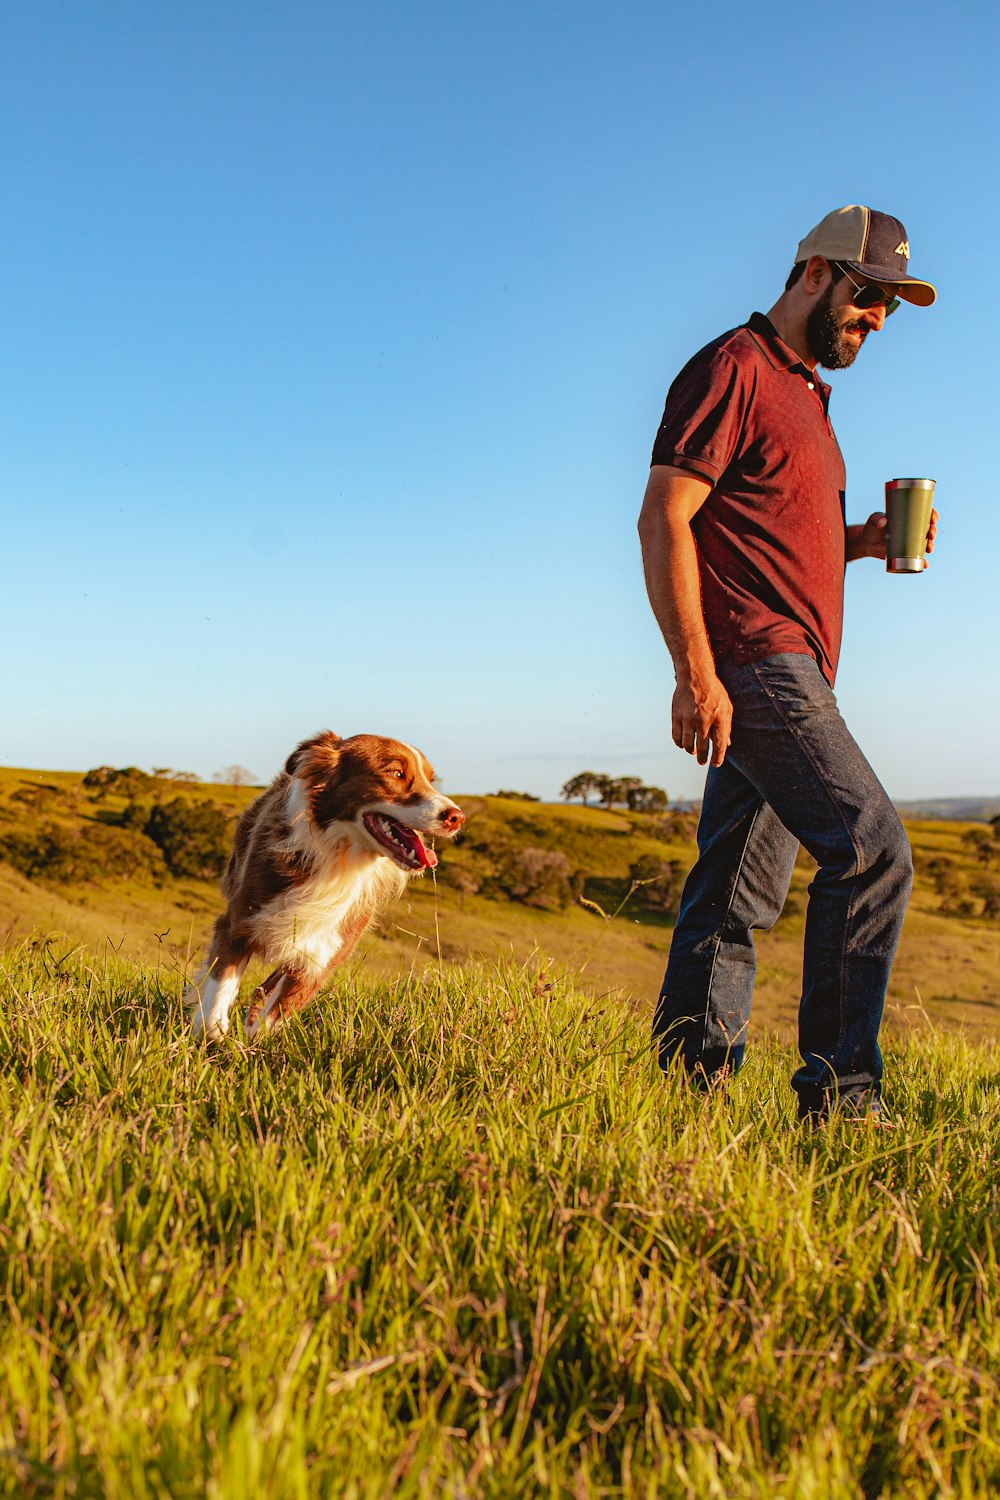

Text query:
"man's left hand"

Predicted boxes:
[[857, 507, 938, 566]]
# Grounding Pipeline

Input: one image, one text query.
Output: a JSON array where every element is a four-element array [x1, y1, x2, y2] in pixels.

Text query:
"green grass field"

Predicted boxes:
[[1, 940, 998, 1497]]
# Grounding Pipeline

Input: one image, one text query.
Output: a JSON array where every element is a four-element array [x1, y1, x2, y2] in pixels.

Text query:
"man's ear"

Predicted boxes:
[[285, 731, 342, 778], [803, 255, 833, 295]]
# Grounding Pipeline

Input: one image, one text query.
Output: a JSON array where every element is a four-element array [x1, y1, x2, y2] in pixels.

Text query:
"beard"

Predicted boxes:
[[805, 283, 869, 369]]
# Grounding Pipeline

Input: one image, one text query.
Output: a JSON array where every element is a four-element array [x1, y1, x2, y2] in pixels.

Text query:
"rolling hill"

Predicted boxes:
[[1, 765, 998, 1036]]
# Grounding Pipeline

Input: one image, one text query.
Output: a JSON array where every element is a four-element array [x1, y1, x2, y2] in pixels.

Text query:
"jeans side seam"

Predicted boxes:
[[700, 801, 765, 1061], [746, 660, 866, 1073]]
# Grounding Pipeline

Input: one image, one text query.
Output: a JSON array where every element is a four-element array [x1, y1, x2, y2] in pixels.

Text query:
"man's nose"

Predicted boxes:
[[864, 305, 887, 332]]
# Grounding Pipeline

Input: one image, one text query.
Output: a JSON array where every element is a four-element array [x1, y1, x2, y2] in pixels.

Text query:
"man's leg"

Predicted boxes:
[[718, 654, 913, 1117], [653, 757, 800, 1081]]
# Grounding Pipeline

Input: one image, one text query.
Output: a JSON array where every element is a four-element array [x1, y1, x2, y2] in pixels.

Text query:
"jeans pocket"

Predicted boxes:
[[745, 654, 839, 726]]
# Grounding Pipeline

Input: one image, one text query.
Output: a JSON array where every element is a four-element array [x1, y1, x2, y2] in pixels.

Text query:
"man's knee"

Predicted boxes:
[[883, 817, 914, 898], [811, 804, 912, 892], [859, 804, 913, 894]]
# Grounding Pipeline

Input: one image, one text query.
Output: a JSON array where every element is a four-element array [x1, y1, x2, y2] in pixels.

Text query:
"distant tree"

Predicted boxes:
[[596, 776, 618, 808], [213, 765, 257, 788], [560, 772, 604, 805], [627, 785, 668, 813], [152, 767, 201, 783], [602, 776, 642, 809], [82, 766, 118, 792], [494, 790, 540, 802], [144, 798, 232, 879], [82, 766, 153, 800]]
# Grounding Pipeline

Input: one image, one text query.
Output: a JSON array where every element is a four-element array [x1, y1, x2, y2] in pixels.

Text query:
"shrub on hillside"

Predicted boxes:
[[10, 783, 68, 810], [0, 821, 166, 883], [971, 873, 1000, 920], [628, 855, 684, 912], [925, 856, 977, 917], [645, 812, 698, 844], [117, 800, 152, 832], [494, 847, 581, 911], [437, 864, 482, 907], [961, 828, 997, 868], [144, 798, 232, 879]]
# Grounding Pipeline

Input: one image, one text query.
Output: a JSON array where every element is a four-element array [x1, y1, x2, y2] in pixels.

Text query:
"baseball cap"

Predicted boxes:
[[794, 205, 936, 306]]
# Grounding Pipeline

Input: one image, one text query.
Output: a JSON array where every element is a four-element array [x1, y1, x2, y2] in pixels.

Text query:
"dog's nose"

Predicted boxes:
[[438, 805, 465, 832]]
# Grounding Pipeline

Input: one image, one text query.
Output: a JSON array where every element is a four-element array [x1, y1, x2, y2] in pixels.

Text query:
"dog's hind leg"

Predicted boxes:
[[245, 966, 325, 1040]]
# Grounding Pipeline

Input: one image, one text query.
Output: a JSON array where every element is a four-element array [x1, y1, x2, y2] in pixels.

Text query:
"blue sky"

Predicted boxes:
[[3, 0, 997, 802]]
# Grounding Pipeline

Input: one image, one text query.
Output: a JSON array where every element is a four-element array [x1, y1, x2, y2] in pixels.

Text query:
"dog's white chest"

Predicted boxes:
[[250, 867, 375, 973]]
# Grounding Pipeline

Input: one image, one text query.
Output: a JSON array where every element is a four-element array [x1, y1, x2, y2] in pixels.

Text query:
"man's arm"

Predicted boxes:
[[846, 509, 939, 563], [638, 465, 732, 767]]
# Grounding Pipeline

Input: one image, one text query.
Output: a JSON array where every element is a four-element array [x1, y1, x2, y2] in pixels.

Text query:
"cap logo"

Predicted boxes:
[[894, 240, 909, 259]]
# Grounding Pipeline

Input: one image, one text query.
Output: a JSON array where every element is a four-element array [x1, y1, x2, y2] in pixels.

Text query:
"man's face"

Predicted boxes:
[[805, 271, 889, 370]]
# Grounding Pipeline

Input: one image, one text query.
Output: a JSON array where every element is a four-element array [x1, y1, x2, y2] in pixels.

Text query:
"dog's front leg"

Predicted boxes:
[[184, 952, 249, 1041]]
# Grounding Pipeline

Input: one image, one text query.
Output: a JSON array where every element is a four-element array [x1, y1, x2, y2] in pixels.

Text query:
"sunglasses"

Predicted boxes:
[[834, 263, 900, 317]]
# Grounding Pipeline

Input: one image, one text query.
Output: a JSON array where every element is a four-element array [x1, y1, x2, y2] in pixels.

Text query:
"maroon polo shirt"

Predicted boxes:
[[650, 312, 847, 684]]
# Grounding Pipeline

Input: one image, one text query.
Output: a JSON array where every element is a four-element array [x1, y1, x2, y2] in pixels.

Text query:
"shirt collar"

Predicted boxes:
[[745, 311, 832, 403]]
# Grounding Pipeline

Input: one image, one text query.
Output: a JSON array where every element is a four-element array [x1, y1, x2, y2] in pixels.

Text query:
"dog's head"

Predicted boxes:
[[284, 731, 464, 872]]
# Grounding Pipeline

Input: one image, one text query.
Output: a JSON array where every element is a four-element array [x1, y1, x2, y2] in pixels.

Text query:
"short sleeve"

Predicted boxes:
[[650, 345, 750, 483]]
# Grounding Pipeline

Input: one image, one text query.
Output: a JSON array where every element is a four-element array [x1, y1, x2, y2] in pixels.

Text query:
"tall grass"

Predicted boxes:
[[0, 936, 997, 1496]]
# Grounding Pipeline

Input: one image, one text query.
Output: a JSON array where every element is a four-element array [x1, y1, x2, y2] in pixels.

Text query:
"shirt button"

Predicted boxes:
[[807, 381, 815, 389]]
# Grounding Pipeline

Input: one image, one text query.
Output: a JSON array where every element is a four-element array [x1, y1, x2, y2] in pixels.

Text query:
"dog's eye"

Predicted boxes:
[[388, 768, 404, 779]]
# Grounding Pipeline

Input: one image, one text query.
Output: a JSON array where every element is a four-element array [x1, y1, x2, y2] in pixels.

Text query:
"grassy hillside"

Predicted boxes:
[[0, 943, 997, 1496], [0, 768, 998, 1037]]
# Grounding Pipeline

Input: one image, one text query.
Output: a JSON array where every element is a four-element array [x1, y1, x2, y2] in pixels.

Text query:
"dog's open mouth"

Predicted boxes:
[[363, 812, 438, 870]]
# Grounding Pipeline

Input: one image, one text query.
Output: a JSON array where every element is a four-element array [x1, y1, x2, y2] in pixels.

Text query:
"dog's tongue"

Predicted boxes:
[[396, 822, 437, 868]]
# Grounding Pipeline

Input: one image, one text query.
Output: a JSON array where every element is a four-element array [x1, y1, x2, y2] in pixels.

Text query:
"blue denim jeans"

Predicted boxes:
[[653, 653, 913, 1117]]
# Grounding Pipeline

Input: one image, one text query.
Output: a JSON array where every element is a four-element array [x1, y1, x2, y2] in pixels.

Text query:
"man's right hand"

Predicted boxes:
[[638, 466, 731, 766], [672, 673, 733, 767]]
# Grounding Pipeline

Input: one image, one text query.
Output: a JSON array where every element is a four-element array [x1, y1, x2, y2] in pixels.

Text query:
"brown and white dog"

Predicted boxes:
[[183, 731, 464, 1041]]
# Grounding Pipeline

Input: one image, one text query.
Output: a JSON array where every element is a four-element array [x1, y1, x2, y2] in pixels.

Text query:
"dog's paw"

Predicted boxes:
[[183, 971, 242, 1041], [189, 1004, 230, 1042]]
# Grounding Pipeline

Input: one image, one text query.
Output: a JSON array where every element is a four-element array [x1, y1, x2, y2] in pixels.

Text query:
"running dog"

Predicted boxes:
[[183, 731, 464, 1040]]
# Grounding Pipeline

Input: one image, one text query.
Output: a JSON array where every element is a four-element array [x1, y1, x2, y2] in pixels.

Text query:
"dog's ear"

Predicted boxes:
[[285, 731, 342, 778]]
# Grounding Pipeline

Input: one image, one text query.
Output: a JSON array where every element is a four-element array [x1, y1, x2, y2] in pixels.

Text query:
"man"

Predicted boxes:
[[638, 205, 938, 1120]]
